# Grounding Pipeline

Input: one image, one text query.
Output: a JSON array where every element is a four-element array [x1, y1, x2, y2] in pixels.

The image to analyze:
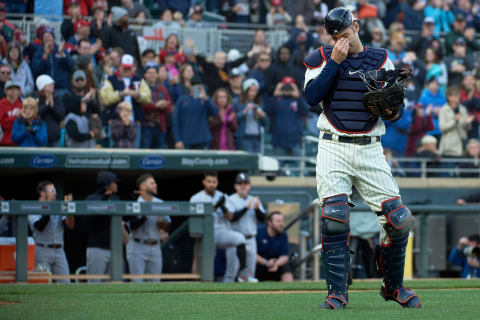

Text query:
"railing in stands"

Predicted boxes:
[[267, 135, 480, 178]]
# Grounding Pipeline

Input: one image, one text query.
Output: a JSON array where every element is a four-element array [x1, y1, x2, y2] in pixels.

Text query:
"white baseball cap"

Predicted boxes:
[[121, 54, 134, 69], [242, 78, 259, 92], [36, 75, 55, 92]]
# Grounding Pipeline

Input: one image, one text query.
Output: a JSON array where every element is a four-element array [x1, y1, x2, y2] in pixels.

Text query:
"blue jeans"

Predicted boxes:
[[141, 125, 166, 149], [236, 135, 261, 153]]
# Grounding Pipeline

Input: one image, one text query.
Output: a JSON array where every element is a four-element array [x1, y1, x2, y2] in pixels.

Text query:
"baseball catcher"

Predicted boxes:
[[303, 6, 422, 310]]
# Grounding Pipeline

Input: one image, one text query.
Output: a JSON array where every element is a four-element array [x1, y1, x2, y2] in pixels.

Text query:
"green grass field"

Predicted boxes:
[[1, 279, 479, 320]]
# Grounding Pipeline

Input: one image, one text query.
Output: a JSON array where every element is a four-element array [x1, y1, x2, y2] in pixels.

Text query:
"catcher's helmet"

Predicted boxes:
[[324, 7, 355, 35]]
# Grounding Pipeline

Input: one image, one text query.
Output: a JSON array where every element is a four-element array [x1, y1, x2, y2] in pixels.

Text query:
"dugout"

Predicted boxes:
[[0, 147, 278, 277]]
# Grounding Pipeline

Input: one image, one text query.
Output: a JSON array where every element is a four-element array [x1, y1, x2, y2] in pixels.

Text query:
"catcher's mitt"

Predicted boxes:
[[362, 83, 405, 121], [356, 64, 412, 121]]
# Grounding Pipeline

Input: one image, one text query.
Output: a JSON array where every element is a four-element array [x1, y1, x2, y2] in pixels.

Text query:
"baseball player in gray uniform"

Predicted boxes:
[[127, 174, 170, 282], [226, 172, 265, 282], [28, 181, 75, 283], [303, 7, 422, 309], [190, 171, 257, 282]]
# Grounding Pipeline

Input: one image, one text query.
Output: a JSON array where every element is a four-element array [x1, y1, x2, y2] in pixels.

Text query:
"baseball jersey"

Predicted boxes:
[[28, 215, 66, 245], [132, 196, 171, 241], [190, 190, 231, 229], [304, 57, 395, 137], [228, 193, 266, 236]]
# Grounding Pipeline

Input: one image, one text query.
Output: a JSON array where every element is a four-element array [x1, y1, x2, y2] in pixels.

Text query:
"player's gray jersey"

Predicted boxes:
[[28, 215, 66, 245], [190, 190, 230, 229], [228, 193, 266, 236], [132, 196, 172, 240]]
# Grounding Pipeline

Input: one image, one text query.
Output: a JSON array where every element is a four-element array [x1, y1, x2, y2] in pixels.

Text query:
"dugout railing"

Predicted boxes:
[[0, 200, 213, 282], [289, 202, 480, 280]]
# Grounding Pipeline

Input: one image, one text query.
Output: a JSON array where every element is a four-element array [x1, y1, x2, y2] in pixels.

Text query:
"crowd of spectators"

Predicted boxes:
[[2, 1, 480, 176]]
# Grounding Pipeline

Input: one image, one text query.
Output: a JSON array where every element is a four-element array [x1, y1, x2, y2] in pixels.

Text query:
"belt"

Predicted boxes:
[[245, 235, 254, 239], [134, 238, 159, 246], [322, 133, 380, 145], [37, 243, 62, 249]]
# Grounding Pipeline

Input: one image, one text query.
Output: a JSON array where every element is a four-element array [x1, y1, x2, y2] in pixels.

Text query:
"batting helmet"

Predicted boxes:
[[324, 7, 355, 35]]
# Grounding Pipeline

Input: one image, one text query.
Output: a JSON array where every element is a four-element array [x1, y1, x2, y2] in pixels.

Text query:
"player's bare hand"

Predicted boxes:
[[331, 38, 349, 64], [268, 264, 279, 272], [457, 198, 466, 206], [266, 259, 276, 268], [246, 198, 254, 209], [253, 197, 260, 210]]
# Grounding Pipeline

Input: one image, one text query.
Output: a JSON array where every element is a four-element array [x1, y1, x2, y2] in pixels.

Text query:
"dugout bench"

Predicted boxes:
[[0, 200, 213, 282]]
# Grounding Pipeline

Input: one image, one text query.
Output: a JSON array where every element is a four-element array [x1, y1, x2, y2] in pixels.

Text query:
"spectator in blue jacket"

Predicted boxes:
[[31, 28, 74, 98], [382, 107, 413, 157], [448, 234, 480, 278], [12, 97, 48, 147], [172, 76, 218, 150], [424, 0, 455, 35], [266, 76, 309, 172], [418, 77, 447, 137], [234, 78, 268, 153]]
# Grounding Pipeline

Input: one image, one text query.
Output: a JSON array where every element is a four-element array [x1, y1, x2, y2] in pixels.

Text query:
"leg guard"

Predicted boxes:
[[320, 194, 350, 310], [373, 198, 423, 309]]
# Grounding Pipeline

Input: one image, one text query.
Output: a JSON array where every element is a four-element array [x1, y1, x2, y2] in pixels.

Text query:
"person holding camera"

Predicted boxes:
[[12, 97, 48, 147], [234, 78, 267, 153], [266, 76, 309, 173], [172, 64, 218, 150], [448, 234, 480, 278]]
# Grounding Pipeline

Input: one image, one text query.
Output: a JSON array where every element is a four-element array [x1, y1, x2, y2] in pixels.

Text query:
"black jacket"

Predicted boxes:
[[100, 24, 141, 67], [63, 88, 100, 116], [85, 191, 120, 250], [37, 94, 66, 143], [196, 55, 248, 96]]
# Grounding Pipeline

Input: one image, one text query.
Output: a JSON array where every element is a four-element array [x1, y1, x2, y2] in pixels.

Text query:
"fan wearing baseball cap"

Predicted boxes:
[[60, 0, 83, 42], [99, 54, 150, 147], [266, 76, 309, 171], [0, 80, 22, 146], [407, 16, 437, 60], [445, 12, 480, 56], [65, 19, 96, 50]]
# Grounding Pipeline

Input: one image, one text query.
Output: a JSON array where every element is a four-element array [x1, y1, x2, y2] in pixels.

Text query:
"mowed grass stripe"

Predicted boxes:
[[0, 289, 478, 320], [0, 279, 479, 296]]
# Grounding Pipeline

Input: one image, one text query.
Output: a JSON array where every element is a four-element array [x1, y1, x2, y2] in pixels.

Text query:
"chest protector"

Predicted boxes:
[[321, 46, 388, 133]]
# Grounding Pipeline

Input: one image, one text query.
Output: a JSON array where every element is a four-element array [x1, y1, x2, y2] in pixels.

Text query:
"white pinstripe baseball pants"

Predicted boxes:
[[316, 135, 400, 245]]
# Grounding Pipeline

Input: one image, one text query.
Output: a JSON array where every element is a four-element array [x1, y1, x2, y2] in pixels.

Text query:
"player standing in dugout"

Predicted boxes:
[[303, 7, 422, 310]]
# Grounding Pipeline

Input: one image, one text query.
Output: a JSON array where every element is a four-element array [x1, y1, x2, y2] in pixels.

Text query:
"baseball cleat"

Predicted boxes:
[[237, 269, 259, 283], [380, 284, 423, 308], [320, 294, 348, 310]]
